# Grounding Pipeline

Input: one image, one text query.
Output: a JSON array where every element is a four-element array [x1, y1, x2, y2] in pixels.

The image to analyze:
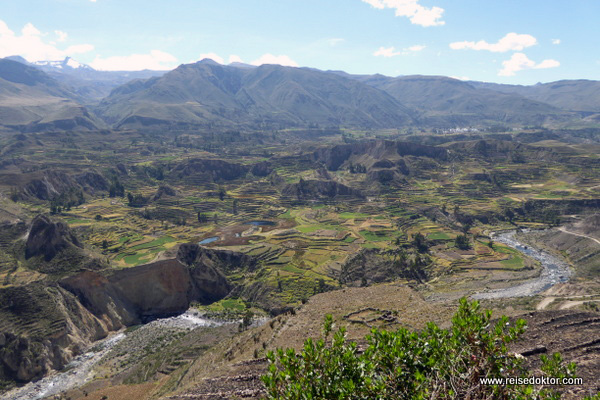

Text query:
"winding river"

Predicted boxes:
[[472, 230, 572, 300], [3, 230, 573, 399]]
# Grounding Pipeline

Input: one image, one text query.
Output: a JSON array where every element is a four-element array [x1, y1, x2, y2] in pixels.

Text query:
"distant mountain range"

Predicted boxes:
[[96, 60, 414, 129], [0, 58, 101, 131], [1, 56, 599, 132], [5, 56, 165, 104]]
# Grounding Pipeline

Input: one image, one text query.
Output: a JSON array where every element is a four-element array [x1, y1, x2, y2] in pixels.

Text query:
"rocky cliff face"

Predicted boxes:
[[168, 158, 273, 183], [313, 140, 448, 171], [178, 242, 258, 274], [61, 253, 233, 325], [339, 249, 429, 287], [152, 184, 178, 201], [25, 215, 82, 261], [22, 169, 108, 200], [0, 282, 109, 382], [1, 216, 243, 386], [281, 179, 365, 200], [23, 215, 105, 276]]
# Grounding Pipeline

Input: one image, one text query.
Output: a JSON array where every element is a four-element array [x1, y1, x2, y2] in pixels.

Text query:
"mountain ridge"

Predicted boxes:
[[2, 56, 600, 132]]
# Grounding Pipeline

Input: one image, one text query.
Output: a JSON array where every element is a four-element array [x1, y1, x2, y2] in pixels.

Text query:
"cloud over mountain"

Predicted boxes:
[[499, 53, 560, 76], [450, 33, 537, 53]]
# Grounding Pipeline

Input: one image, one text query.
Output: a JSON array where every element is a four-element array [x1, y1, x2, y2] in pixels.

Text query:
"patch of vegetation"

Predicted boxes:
[[359, 230, 393, 242], [454, 233, 471, 250], [263, 299, 592, 399], [427, 232, 452, 240], [499, 254, 525, 269]]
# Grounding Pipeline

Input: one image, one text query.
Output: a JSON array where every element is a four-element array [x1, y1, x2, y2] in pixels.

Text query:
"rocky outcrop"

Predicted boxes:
[[281, 179, 364, 199], [367, 169, 406, 185], [177, 243, 258, 274], [339, 249, 429, 286], [23, 215, 105, 276], [60, 271, 139, 329], [22, 169, 109, 200], [25, 215, 82, 261], [250, 161, 272, 177], [109, 258, 229, 319], [170, 159, 249, 182], [0, 241, 247, 386], [74, 171, 109, 194], [170, 159, 273, 183], [22, 170, 77, 201], [61, 255, 233, 325], [0, 283, 109, 383], [152, 184, 178, 201], [313, 140, 448, 171]]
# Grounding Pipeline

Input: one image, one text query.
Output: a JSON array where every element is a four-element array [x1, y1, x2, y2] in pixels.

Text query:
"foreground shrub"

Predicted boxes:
[[263, 298, 596, 399]]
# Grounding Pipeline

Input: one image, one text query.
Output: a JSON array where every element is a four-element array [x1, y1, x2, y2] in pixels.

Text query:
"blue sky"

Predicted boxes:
[[1, 0, 598, 84]]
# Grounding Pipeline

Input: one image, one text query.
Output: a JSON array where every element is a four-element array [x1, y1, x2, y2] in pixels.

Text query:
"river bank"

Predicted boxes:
[[472, 229, 572, 300], [1, 310, 232, 400]]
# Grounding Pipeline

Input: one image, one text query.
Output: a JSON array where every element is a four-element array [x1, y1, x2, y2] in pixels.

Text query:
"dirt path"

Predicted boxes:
[[536, 296, 555, 310], [558, 227, 600, 246]]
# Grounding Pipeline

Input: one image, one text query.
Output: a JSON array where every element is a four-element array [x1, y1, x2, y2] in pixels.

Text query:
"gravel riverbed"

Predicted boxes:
[[472, 230, 572, 300], [1, 310, 228, 400]]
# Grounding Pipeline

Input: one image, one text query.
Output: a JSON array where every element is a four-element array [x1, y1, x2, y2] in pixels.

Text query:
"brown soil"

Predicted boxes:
[[511, 310, 600, 398]]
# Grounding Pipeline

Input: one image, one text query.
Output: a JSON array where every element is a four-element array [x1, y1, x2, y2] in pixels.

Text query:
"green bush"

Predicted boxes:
[[263, 298, 595, 399], [454, 233, 470, 250]]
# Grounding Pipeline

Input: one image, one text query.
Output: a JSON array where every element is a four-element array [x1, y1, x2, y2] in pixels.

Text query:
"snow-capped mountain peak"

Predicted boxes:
[[32, 57, 93, 71]]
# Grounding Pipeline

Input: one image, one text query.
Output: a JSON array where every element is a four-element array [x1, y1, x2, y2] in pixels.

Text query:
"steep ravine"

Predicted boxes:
[[0, 237, 253, 390], [1, 311, 227, 400]]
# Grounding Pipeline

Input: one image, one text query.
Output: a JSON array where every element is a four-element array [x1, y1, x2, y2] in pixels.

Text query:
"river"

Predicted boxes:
[[1, 310, 226, 400], [472, 229, 572, 300], [4, 230, 572, 398]]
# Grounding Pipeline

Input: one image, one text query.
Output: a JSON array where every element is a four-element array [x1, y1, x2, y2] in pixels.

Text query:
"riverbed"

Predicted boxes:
[[1, 310, 226, 400], [472, 230, 572, 300]]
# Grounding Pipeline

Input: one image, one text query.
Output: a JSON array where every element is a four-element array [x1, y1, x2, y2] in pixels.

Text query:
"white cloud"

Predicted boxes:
[[90, 50, 177, 71], [535, 59, 560, 69], [22, 23, 41, 37], [251, 53, 298, 67], [450, 32, 537, 53], [55, 30, 68, 42], [0, 20, 12, 36], [328, 38, 344, 46], [406, 44, 425, 52], [228, 54, 243, 64], [374, 45, 424, 57], [552, 38, 561, 45], [373, 46, 402, 57], [0, 19, 94, 61], [450, 76, 470, 81], [198, 52, 224, 64], [361, 0, 444, 27], [498, 52, 560, 76]]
